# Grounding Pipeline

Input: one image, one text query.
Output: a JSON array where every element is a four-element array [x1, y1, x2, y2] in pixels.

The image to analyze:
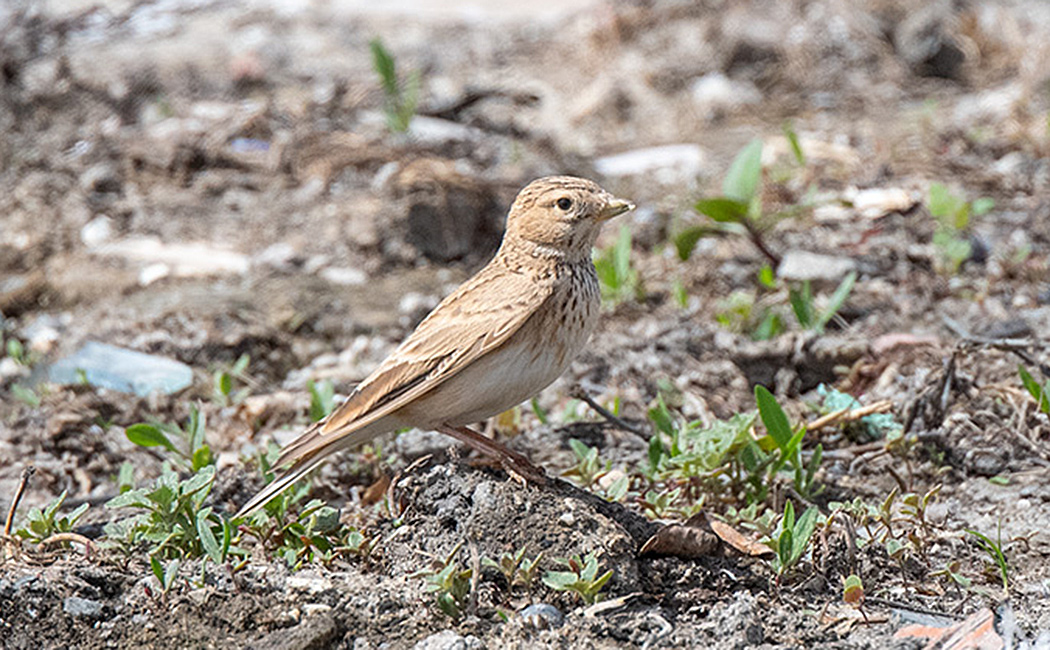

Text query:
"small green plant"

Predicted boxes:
[[370, 37, 420, 133], [788, 271, 856, 334], [842, 574, 865, 616], [420, 543, 473, 620], [238, 442, 374, 567], [103, 464, 234, 563], [124, 405, 214, 472], [927, 183, 993, 274], [542, 550, 613, 605], [966, 525, 1009, 594], [483, 546, 544, 595], [6, 338, 31, 365], [562, 438, 609, 488], [755, 385, 823, 500], [212, 353, 251, 407], [149, 556, 181, 603], [767, 500, 819, 581], [10, 383, 40, 407], [1018, 365, 1050, 414], [308, 379, 337, 422], [677, 139, 781, 267], [14, 491, 89, 545], [594, 224, 641, 307]]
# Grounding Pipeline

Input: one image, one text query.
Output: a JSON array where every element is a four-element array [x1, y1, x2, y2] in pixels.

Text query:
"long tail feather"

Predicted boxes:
[[234, 419, 387, 518], [234, 453, 328, 518]]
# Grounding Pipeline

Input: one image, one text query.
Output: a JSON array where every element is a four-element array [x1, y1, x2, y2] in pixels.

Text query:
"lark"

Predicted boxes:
[[237, 176, 634, 516]]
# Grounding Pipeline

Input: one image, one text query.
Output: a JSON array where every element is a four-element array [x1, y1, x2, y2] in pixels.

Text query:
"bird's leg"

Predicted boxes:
[[435, 424, 548, 486]]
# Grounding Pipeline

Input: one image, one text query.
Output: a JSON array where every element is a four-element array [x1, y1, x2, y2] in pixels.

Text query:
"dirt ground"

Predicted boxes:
[[2, 0, 1050, 648]]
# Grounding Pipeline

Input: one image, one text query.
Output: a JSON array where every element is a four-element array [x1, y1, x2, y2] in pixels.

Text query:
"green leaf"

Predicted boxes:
[[752, 311, 782, 341], [150, 555, 165, 585], [971, 197, 995, 216], [723, 139, 764, 203], [191, 445, 214, 472], [105, 488, 153, 510], [196, 509, 222, 564], [757, 265, 776, 289], [790, 506, 819, 564], [647, 397, 677, 439], [126, 424, 178, 453], [673, 226, 708, 261], [1018, 365, 1050, 413], [369, 38, 397, 96], [815, 271, 856, 333], [695, 197, 748, 223], [181, 465, 216, 498], [755, 385, 793, 449], [789, 281, 813, 328], [782, 122, 806, 166]]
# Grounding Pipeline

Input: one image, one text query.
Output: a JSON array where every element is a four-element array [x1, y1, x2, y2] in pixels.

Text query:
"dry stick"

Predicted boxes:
[[569, 387, 650, 439], [806, 400, 894, 432], [4, 466, 35, 537]]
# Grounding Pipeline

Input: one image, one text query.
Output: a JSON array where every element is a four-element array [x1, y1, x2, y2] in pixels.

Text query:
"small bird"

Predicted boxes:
[[236, 176, 634, 517]]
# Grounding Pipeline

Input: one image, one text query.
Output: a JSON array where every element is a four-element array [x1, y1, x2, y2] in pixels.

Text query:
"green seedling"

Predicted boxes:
[[842, 574, 864, 610], [125, 404, 213, 472], [966, 525, 1009, 594], [10, 384, 40, 407], [419, 543, 472, 620], [308, 379, 337, 422], [1018, 365, 1050, 414], [562, 438, 611, 488], [212, 354, 251, 407], [104, 464, 235, 563], [756, 385, 822, 500], [768, 500, 820, 580], [677, 138, 782, 267], [14, 491, 89, 545], [594, 224, 641, 307], [788, 271, 856, 334], [483, 546, 544, 594], [927, 183, 993, 274], [370, 37, 420, 133], [542, 550, 613, 605], [149, 556, 181, 603]]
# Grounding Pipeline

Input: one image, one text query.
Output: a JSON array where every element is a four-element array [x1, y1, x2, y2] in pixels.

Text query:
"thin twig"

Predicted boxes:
[[569, 387, 650, 439], [807, 400, 894, 432], [4, 466, 35, 537]]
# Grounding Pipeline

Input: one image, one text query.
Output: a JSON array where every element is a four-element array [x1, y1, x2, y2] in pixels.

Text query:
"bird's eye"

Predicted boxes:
[[556, 197, 573, 211]]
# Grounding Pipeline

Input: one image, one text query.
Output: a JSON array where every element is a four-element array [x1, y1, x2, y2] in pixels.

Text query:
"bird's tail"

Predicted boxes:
[[234, 451, 329, 519], [234, 419, 380, 519]]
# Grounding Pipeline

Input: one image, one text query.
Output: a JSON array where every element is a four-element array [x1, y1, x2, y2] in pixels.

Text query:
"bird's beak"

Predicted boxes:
[[598, 198, 635, 221]]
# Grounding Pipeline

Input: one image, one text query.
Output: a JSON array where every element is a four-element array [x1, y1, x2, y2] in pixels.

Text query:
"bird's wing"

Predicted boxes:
[[274, 264, 552, 468]]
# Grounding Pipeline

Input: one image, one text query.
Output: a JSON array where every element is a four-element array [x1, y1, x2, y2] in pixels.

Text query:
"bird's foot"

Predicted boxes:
[[436, 424, 548, 486]]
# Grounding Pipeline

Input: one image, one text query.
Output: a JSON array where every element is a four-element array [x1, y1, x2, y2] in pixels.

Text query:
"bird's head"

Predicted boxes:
[[502, 176, 634, 262]]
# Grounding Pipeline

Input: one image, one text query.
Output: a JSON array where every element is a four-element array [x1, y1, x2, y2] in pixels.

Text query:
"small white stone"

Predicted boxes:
[[319, 266, 367, 286], [0, 357, 28, 380], [80, 215, 113, 248], [139, 263, 171, 286]]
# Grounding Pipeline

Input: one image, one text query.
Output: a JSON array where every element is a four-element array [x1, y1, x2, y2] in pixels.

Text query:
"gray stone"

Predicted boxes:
[[412, 630, 485, 650], [63, 596, 103, 620], [594, 144, 706, 185], [518, 603, 564, 629], [776, 250, 857, 283], [48, 341, 193, 396]]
